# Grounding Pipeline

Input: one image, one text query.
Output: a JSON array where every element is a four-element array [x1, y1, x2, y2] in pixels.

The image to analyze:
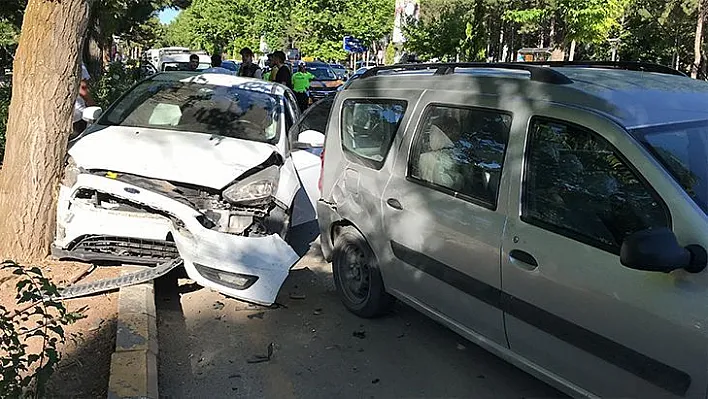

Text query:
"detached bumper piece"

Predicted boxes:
[[56, 235, 178, 265]]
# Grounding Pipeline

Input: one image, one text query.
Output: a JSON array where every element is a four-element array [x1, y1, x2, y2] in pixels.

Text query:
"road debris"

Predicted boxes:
[[247, 311, 265, 320], [289, 293, 307, 300], [313, 308, 323, 315], [228, 374, 241, 379], [396, 333, 405, 338], [352, 330, 366, 339], [213, 301, 225, 310], [247, 342, 274, 364], [372, 378, 380, 384], [456, 343, 466, 351]]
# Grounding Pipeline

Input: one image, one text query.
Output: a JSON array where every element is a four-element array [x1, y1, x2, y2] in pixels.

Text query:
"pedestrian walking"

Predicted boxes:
[[292, 61, 315, 111], [271, 50, 292, 90], [238, 47, 263, 78]]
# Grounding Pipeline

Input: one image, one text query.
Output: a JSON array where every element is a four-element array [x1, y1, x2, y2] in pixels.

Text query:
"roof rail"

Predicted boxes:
[[360, 62, 574, 85], [522, 61, 688, 77]]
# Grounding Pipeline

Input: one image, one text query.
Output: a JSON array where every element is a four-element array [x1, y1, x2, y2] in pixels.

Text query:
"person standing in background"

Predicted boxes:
[[238, 47, 263, 78], [262, 53, 274, 81], [204, 54, 234, 75], [271, 51, 292, 90], [188, 54, 200, 71], [73, 64, 95, 136], [292, 61, 314, 111]]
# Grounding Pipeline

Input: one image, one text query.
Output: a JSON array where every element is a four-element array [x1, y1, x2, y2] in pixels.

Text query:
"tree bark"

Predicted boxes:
[[692, 0, 706, 79], [0, 0, 90, 262]]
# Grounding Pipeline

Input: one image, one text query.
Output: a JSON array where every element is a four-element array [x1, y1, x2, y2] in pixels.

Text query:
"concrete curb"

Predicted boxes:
[[107, 268, 159, 399]]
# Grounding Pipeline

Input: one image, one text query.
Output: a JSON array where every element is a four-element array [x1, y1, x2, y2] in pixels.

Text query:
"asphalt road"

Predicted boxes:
[[155, 239, 565, 399]]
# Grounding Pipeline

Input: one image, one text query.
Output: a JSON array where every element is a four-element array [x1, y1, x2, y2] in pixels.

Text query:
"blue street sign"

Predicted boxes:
[[343, 36, 366, 53]]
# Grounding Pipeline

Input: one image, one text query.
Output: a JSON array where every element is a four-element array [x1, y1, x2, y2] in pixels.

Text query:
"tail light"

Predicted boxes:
[[318, 149, 325, 191]]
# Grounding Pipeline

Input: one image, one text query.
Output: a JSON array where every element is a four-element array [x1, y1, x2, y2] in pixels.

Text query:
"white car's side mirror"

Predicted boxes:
[[295, 129, 325, 149], [82, 106, 103, 124]]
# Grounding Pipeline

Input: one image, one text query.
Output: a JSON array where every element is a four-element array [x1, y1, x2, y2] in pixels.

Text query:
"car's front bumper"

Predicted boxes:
[[309, 89, 337, 102], [54, 174, 299, 305]]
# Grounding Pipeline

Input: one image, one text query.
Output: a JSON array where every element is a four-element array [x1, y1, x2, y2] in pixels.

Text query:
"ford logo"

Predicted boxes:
[[124, 187, 140, 194]]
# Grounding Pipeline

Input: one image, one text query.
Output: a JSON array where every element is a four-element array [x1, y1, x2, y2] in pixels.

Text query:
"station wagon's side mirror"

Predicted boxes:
[[620, 228, 707, 273], [295, 129, 325, 149], [82, 106, 103, 124]]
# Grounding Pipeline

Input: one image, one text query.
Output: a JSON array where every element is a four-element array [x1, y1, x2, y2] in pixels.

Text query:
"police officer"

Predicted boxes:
[[292, 61, 315, 111]]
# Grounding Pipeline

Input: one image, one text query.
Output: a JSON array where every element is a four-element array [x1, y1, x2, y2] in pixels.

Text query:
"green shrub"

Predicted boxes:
[[0, 260, 86, 398], [91, 60, 146, 110]]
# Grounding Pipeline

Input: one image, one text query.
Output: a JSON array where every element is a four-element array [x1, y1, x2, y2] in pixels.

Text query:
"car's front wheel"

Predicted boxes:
[[332, 227, 395, 318]]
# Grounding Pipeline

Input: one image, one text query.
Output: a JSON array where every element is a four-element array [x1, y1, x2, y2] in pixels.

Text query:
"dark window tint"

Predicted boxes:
[[299, 97, 334, 135], [341, 99, 407, 169], [409, 105, 511, 208], [523, 118, 669, 253], [633, 121, 708, 215]]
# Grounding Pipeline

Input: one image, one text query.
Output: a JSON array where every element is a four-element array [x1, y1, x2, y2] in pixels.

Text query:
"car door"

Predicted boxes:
[[379, 96, 513, 346], [501, 110, 708, 398], [289, 97, 335, 221], [321, 92, 413, 272]]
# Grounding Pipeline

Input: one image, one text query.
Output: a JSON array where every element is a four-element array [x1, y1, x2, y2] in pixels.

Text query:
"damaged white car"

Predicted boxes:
[[53, 72, 326, 305]]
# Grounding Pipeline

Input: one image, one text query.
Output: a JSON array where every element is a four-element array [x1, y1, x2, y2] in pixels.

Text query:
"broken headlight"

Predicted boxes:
[[222, 165, 279, 206], [62, 156, 82, 187]]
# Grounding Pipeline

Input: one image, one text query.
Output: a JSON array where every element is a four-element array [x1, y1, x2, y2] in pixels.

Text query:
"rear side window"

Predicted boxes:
[[341, 99, 407, 169], [523, 118, 670, 254], [409, 104, 511, 209]]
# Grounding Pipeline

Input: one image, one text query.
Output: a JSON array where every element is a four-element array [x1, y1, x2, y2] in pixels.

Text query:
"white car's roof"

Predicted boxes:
[[153, 72, 288, 96]]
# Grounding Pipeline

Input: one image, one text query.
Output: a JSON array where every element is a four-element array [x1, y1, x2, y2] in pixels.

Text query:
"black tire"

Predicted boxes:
[[332, 227, 395, 318]]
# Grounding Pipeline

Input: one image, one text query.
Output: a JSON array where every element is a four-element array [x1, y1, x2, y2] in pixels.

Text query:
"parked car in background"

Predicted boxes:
[[305, 61, 344, 102], [329, 63, 348, 80], [318, 61, 708, 398], [55, 72, 327, 306], [337, 66, 372, 92], [355, 60, 377, 70], [221, 60, 241, 74]]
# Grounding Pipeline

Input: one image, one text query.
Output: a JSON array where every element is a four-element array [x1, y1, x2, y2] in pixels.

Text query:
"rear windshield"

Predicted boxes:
[[632, 120, 708, 215], [100, 79, 282, 144]]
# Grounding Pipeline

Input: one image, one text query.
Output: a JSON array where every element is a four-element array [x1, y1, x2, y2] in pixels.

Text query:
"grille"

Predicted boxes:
[[69, 235, 178, 263]]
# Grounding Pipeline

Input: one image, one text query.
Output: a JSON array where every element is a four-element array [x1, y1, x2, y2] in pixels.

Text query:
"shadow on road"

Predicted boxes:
[[154, 244, 565, 399], [155, 268, 194, 398]]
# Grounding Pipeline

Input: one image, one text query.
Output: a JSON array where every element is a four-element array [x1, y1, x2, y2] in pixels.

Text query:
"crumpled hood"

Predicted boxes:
[[69, 126, 279, 189]]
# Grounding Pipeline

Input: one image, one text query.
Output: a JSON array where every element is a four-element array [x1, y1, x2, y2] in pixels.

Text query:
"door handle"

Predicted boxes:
[[386, 198, 403, 210], [509, 250, 538, 269]]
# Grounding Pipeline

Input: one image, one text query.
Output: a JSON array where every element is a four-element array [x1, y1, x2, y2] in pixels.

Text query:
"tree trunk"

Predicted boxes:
[[692, 0, 706, 79], [0, 0, 90, 262], [569, 39, 577, 61]]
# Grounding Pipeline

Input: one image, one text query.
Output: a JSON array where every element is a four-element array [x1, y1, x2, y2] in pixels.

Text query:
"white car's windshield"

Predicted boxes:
[[101, 79, 282, 144], [633, 120, 708, 215]]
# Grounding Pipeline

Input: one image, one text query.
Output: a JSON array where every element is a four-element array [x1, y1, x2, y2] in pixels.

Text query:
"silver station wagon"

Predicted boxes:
[[316, 62, 708, 398]]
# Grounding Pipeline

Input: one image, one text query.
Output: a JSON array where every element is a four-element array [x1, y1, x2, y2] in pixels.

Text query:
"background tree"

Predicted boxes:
[[0, 0, 91, 261], [166, 0, 395, 61]]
